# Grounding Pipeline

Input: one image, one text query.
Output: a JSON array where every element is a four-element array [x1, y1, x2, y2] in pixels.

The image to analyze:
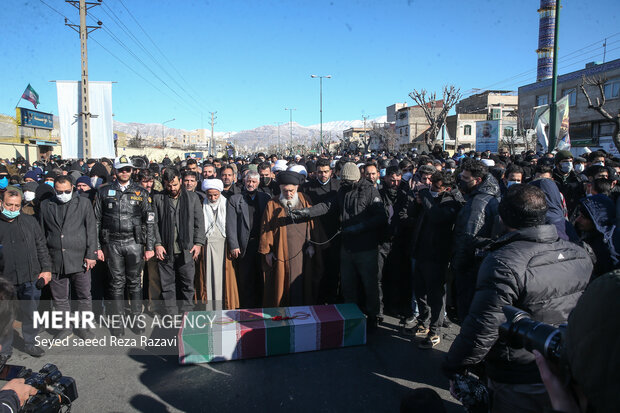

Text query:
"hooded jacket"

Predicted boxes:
[[451, 174, 501, 274], [578, 194, 620, 278], [529, 178, 579, 242], [444, 224, 592, 384]]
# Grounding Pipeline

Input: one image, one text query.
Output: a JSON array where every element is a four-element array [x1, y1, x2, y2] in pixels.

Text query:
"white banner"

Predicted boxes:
[[56, 81, 80, 159], [89, 82, 115, 158], [55, 81, 115, 159]]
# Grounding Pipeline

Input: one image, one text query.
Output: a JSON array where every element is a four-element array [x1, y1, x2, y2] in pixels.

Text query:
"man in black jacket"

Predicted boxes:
[[553, 150, 585, 216], [410, 171, 463, 348], [301, 158, 341, 304], [451, 159, 500, 322], [291, 162, 386, 327], [39, 175, 98, 341], [0, 187, 51, 358], [443, 184, 592, 413], [94, 156, 155, 336], [153, 167, 206, 314], [226, 171, 270, 308]]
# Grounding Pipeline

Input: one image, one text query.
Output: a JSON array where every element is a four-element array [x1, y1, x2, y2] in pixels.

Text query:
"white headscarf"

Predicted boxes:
[[203, 194, 227, 238]]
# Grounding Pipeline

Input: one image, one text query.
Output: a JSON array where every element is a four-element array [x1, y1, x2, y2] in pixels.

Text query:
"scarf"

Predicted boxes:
[[162, 188, 190, 253], [203, 195, 227, 238]]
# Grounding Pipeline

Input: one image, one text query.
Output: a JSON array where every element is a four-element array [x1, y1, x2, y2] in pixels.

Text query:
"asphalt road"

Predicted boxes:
[[5, 315, 465, 413]]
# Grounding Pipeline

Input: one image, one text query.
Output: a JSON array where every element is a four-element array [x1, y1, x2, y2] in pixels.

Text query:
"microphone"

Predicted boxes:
[[286, 201, 293, 216]]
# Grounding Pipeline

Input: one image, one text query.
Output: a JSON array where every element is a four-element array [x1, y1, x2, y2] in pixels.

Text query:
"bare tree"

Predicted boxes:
[[515, 107, 537, 152], [580, 75, 620, 152], [369, 123, 399, 152], [408, 85, 462, 147]]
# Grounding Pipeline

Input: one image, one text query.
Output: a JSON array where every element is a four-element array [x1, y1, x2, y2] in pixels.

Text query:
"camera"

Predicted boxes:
[[0, 363, 77, 413], [499, 305, 570, 381]]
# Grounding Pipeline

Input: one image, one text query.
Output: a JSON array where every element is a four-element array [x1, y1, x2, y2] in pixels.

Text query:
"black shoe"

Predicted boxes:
[[110, 326, 125, 338], [442, 319, 452, 329], [24, 344, 45, 357], [53, 329, 73, 341], [0, 354, 11, 369], [400, 316, 417, 328], [75, 328, 96, 340]]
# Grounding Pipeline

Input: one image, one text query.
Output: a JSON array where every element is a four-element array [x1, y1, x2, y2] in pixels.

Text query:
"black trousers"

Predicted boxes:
[[158, 252, 195, 313], [50, 270, 92, 313], [455, 266, 478, 322], [413, 259, 447, 334], [317, 237, 341, 304], [235, 238, 262, 309], [104, 239, 144, 315], [379, 240, 413, 318]]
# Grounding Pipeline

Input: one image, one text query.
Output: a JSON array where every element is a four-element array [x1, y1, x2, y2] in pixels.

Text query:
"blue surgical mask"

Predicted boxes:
[[380, 168, 386, 178], [506, 180, 519, 187], [429, 190, 440, 198], [45, 181, 54, 187], [592, 162, 604, 167], [574, 164, 585, 173], [2, 208, 20, 219], [0, 177, 7, 189], [402, 172, 413, 182]]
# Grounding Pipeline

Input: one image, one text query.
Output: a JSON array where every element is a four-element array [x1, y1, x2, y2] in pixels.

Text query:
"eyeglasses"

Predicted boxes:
[[55, 189, 72, 195], [117, 167, 132, 173]]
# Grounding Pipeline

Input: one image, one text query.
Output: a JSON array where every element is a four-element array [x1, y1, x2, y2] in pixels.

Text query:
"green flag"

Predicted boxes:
[[21, 84, 40, 109]]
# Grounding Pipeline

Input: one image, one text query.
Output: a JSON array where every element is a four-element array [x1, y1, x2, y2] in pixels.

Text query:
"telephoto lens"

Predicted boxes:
[[498, 306, 564, 363]]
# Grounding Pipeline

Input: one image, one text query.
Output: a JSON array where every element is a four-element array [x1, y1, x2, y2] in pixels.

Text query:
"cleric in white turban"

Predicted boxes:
[[199, 178, 227, 310]]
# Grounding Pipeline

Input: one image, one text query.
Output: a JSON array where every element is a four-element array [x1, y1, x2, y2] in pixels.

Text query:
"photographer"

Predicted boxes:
[[0, 279, 37, 412], [533, 270, 620, 413], [443, 184, 593, 413]]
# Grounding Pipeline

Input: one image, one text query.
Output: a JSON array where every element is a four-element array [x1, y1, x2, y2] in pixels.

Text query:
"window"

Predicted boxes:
[[504, 127, 514, 137], [536, 94, 548, 106], [562, 88, 577, 106], [604, 79, 620, 100], [464, 125, 472, 135], [492, 109, 501, 120]]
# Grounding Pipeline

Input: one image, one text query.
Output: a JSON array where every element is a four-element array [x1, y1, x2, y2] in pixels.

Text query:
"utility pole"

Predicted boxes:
[[285, 108, 296, 155], [548, 0, 561, 151], [65, 0, 101, 159], [209, 111, 217, 156], [363, 115, 369, 150], [275, 122, 283, 155], [603, 38, 607, 63]]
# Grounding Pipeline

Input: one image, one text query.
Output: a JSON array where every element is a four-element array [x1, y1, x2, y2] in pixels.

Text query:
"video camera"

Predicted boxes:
[[499, 305, 569, 379], [0, 363, 77, 413]]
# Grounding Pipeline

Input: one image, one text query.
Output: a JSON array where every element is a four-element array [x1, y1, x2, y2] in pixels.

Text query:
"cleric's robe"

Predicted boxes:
[[258, 193, 324, 307]]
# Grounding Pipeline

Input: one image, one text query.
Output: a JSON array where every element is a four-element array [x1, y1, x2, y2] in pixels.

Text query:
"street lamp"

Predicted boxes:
[[162, 118, 175, 147], [284, 108, 296, 155], [310, 75, 331, 154]]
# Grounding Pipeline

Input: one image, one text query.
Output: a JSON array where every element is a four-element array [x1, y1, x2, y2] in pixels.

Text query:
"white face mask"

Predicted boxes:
[[56, 191, 73, 204], [559, 162, 573, 173], [24, 191, 35, 202], [506, 180, 520, 187], [574, 164, 585, 173], [592, 162, 604, 167], [445, 169, 454, 174]]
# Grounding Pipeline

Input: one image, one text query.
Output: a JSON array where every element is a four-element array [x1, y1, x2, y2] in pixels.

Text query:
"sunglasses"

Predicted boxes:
[[55, 189, 72, 195], [117, 167, 132, 173]]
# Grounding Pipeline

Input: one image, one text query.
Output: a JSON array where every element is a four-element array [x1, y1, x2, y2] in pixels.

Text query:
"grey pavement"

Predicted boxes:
[[4, 315, 465, 413]]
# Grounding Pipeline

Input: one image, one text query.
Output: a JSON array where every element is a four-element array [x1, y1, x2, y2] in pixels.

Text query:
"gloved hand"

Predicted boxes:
[[290, 208, 311, 219], [342, 223, 364, 235]]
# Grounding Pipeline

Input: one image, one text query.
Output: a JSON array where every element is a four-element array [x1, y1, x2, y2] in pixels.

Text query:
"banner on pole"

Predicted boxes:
[[56, 81, 115, 159]]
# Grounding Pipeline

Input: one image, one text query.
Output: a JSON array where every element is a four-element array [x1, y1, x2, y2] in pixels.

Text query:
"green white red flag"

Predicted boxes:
[[21, 84, 40, 109]]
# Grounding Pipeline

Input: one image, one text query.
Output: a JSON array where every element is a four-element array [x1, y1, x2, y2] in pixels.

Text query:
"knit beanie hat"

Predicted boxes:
[[341, 162, 361, 182]]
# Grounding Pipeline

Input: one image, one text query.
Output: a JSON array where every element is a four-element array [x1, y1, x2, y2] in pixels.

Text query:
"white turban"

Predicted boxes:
[[202, 178, 223, 192], [481, 159, 495, 167], [287, 164, 307, 177], [272, 159, 288, 172]]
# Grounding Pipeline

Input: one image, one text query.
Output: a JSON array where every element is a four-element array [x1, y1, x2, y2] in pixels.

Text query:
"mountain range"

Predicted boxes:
[[113, 115, 388, 150]]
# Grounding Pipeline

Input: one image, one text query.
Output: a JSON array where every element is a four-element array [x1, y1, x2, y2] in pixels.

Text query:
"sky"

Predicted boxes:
[[1, 0, 619, 133]]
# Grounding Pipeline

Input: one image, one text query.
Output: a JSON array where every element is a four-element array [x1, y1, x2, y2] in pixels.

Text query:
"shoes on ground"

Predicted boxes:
[[24, 344, 45, 357], [418, 334, 441, 349]]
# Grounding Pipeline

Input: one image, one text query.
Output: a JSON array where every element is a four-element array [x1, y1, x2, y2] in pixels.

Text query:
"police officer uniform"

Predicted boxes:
[[94, 156, 155, 336]]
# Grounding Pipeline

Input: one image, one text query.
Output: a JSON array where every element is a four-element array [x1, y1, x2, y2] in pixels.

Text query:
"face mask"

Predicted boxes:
[[574, 164, 585, 173], [376, 179, 381, 185], [402, 172, 413, 182], [45, 181, 54, 187], [475, 157, 481, 161], [0, 177, 7, 189], [56, 191, 73, 203], [380, 168, 386, 178], [429, 190, 440, 198], [2, 208, 20, 219], [559, 162, 573, 173], [446, 169, 455, 174], [24, 191, 35, 202], [458, 179, 474, 194], [260, 177, 271, 187], [592, 162, 604, 167], [506, 180, 519, 187]]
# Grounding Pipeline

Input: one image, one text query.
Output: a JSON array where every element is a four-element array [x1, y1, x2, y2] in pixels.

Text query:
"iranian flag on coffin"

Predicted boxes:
[[178, 304, 367, 364]]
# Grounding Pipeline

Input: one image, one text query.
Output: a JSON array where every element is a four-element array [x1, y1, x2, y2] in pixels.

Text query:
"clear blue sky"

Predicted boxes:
[[1, 0, 618, 132]]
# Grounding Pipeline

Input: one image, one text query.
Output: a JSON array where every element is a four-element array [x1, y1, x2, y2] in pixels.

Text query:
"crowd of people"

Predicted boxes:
[[0, 143, 619, 412]]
